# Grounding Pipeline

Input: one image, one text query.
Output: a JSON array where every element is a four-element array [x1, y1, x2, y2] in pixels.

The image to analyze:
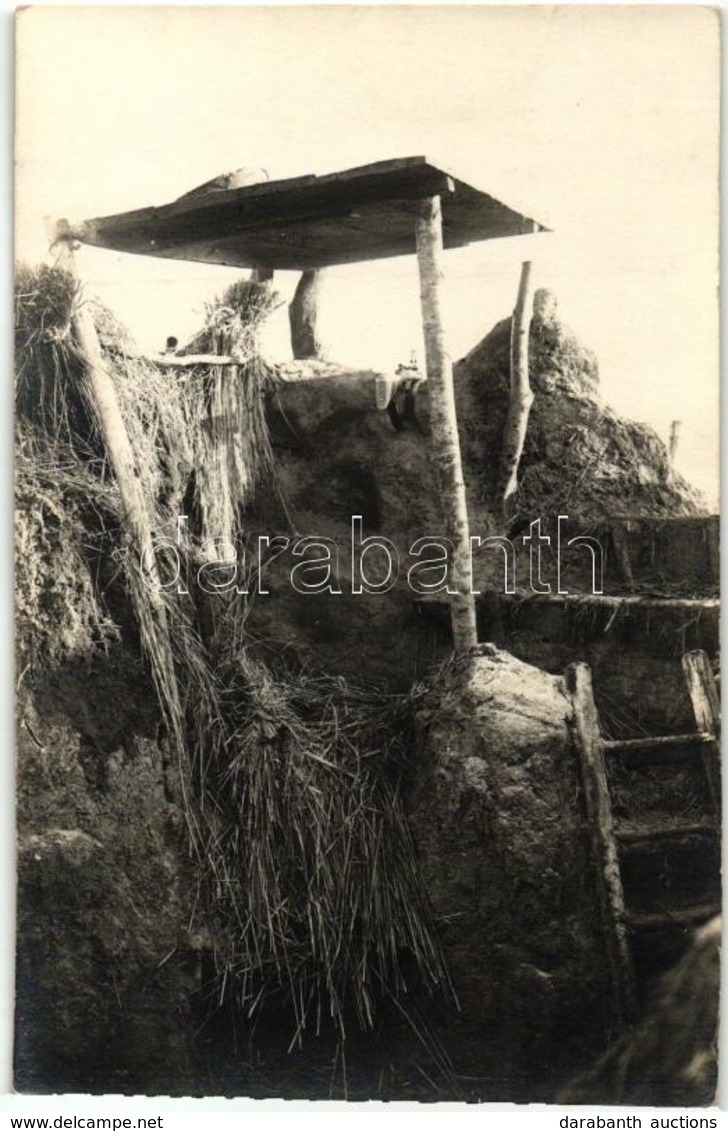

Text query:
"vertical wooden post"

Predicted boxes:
[[567, 662, 637, 1032], [415, 196, 477, 653], [251, 267, 274, 284], [289, 269, 326, 359], [499, 261, 535, 517], [682, 649, 721, 813], [611, 521, 635, 588], [669, 420, 682, 463], [706, 518, 720, 586]]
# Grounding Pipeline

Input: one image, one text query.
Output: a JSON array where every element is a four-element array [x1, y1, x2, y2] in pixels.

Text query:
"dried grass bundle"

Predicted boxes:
[[15, 264, 100, 458], [15, 433, 121, 668], [193, 636, 449, 1039], [175, 280, 281, 558], [15, 262, 447, 1045]]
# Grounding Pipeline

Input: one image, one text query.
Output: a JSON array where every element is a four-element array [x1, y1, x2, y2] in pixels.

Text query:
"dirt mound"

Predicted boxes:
[[454, 290, 705, 523], [15, 672, 200, 1094], [406, 644, 609, 1098]]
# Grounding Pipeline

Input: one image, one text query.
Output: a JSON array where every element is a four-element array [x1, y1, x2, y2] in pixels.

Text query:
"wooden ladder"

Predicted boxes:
[[566, 649, 721, 1032]]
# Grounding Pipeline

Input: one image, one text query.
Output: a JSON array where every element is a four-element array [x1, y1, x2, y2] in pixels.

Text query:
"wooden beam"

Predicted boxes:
[[566, 662, 637, 1031], [610, 522, 635, 588], [289, 269, 326, 359], [57, 157, 546, 272], [669, 420, 682, 463], [682, 649, 721, 813], [683, 650, 721, 733], [603, 733, 712, 755], [51, 237, 185, 749], [510, 593, 720, 611], [149, 353, 238, 369], [616, 818, 716, 844], [53, 240, 163, 575], [250, 266, 274, 283], [415, 195, 477, 654], [67, 164, 455, 255]]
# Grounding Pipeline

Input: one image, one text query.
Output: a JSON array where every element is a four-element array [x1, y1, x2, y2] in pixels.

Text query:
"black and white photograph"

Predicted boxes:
[[12, 4, 721, 1107]]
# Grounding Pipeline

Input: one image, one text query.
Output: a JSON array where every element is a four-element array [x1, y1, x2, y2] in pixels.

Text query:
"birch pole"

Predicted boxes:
[[499, 261, 535, 518], [415, 196, 477, 653]]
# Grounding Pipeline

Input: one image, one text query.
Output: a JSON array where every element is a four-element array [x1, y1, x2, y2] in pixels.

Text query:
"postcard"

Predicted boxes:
[[13, 4, 720, 1107]]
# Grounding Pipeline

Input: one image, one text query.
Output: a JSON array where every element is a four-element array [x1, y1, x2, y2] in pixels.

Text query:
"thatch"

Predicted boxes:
[[192, 635, 449, 1036], [15, 435, 121, 669], [14, 263, 448, 1042], [15, 264, 100, 459], [178, 279, 280, 559]]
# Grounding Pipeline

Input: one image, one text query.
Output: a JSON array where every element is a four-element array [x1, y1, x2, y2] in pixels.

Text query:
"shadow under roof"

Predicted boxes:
[[63, 157, 548, 273]]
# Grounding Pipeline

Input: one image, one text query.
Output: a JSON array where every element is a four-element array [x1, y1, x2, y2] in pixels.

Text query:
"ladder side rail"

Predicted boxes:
[[566, 662, 638, 1031]]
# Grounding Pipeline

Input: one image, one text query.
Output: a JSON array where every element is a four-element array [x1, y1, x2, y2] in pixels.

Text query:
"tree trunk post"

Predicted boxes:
[[499, 260, 535, 518], [52, 237, 163, 584], [289, 269, 326, 359], [415, 195, 477, 654], [251, 266, 274, 284]]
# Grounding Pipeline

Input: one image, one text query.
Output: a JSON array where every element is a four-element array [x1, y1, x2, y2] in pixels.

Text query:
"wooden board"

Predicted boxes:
[[58, 157, 547, 271], [682, 649, 721, 813]]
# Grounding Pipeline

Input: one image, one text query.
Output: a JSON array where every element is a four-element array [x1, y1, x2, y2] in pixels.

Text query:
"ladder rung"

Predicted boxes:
[[627, 902, 721, 932], [603, 732, 713, 756], [616, 817, 718, 844]]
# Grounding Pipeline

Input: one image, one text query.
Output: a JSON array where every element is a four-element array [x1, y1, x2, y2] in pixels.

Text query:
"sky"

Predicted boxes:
[[14, 5, 720, 505]]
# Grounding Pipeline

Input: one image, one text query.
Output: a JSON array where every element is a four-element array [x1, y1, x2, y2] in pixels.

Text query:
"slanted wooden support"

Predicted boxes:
[[415, 195, 477, 654], [52, 236, 184, 747], [54, 239, 161, 578], [682, 649, 721, 813], [566, 662, 637, 1031], [499, 261, 535, 517], [289, 269, 326, 359]]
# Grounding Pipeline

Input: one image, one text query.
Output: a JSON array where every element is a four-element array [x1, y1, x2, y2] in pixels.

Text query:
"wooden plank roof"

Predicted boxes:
[[61, 157, 548, 272]]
